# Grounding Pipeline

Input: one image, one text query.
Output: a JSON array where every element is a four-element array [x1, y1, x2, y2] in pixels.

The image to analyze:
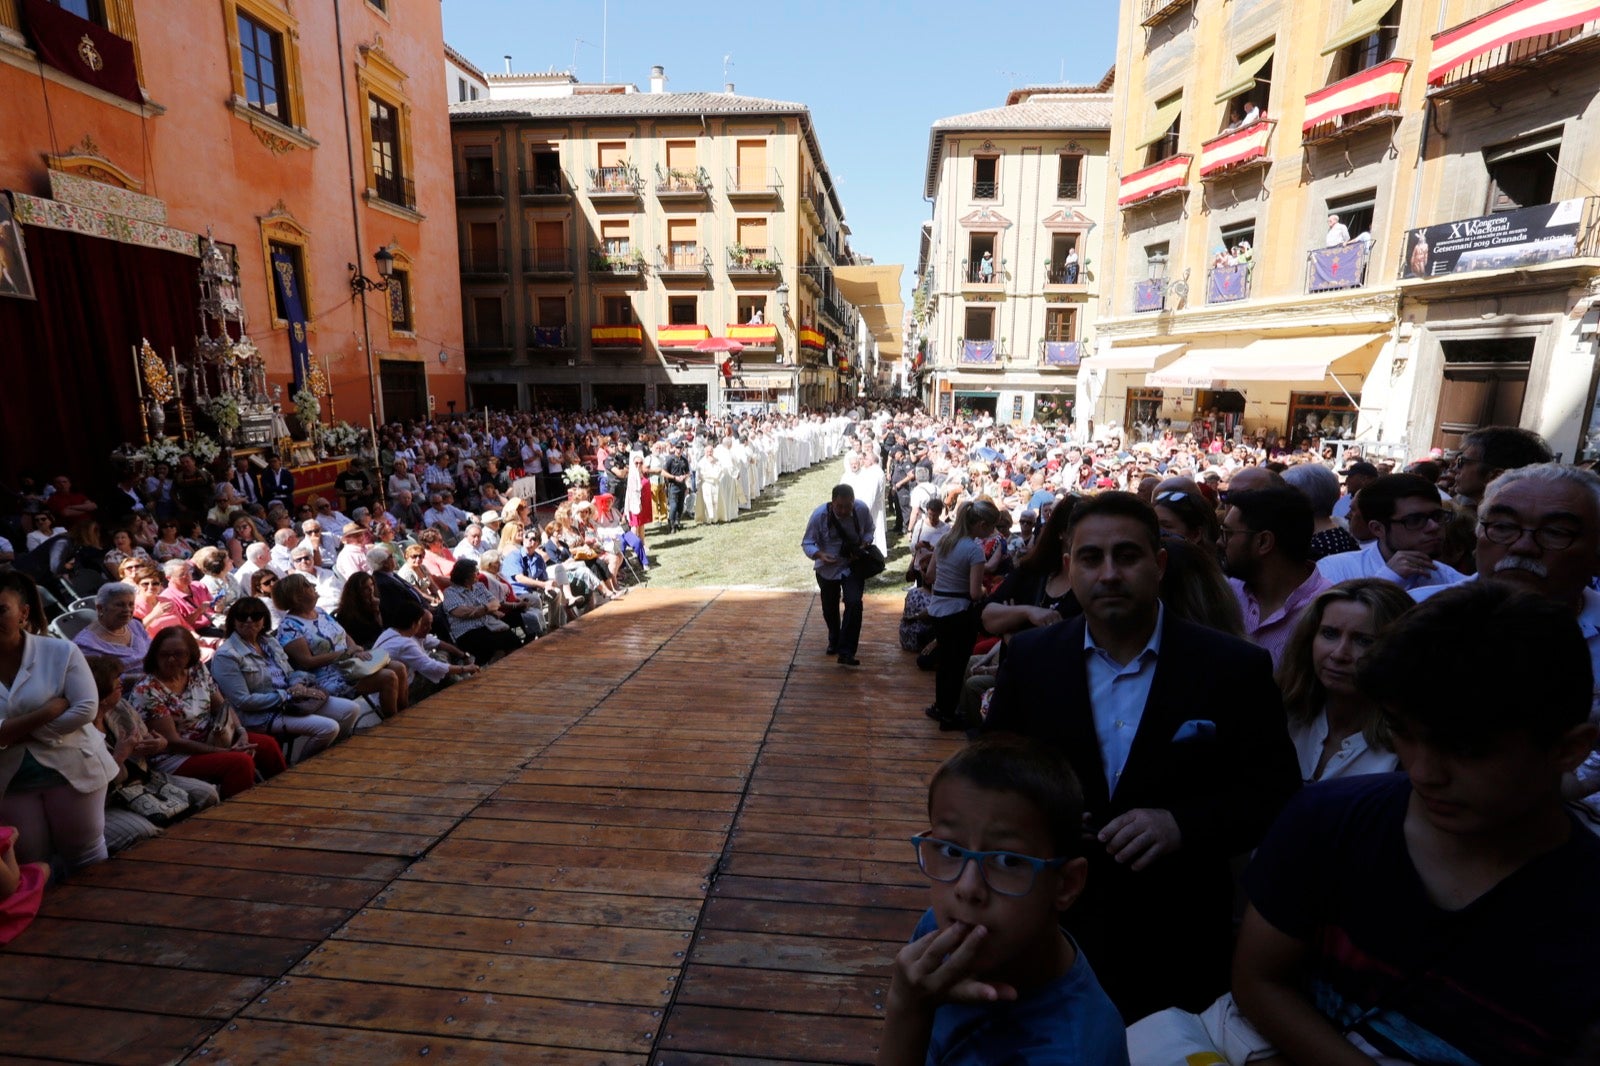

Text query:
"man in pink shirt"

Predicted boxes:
[[1221, 486, 1330, 669], [156, 558, 218, 634]]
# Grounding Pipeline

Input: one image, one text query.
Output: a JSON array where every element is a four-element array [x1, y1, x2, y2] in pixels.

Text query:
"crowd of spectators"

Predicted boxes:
[[836, 408, 1600, 1062], [0, 402, 852, 935]]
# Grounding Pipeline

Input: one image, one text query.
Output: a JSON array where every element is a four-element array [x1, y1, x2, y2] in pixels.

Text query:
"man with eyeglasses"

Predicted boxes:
[[1413, 463, 1600, 817], [1446, 426, 1552, 512], [1316, 474, 1468, 590]]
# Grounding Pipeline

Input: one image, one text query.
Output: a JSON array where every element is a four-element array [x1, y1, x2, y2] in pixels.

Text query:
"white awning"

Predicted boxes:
[[1084, 343, 1187, 371], [1146, 333, 1386, 388]]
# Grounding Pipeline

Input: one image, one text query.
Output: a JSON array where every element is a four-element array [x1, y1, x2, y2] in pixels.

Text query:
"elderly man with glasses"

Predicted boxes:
[[1413, 462, 1600, 818], [1316, 473, 1469, 591]]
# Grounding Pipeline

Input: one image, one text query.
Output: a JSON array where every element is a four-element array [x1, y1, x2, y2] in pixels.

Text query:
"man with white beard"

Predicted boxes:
[[842, 449, 888, 554]]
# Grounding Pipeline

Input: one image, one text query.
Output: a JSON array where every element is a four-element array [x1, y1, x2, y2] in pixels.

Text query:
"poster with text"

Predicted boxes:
[[1403, 199, 1582, 279]]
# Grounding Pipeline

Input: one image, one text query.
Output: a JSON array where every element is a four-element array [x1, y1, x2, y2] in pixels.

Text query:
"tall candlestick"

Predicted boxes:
[[132, 345, 149, 444], [324, 352, 336, 423]]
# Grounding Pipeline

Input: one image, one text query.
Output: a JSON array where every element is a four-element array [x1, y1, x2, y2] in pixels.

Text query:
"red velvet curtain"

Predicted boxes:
[[0, 225, 199, 491]]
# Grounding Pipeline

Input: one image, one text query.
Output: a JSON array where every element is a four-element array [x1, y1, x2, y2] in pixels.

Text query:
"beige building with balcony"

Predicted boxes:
[[1093, 0, 1600, 459], [913, 79, 1114, 425], [448, 72, 861, 412]]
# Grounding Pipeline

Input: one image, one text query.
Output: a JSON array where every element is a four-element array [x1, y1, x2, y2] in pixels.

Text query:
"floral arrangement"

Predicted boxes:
[[562, 464, 591, 488], [323, 421, 366, 453], [201, 394, 241, 436], [116, 438, 183, 467], [189, 434, 222, 464], [293, 387, 321, 432]]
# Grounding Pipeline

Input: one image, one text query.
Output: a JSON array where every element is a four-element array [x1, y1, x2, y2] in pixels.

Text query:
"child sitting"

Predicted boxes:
[[0, 825, 49, 945], [878, 737, 1128, 1065]]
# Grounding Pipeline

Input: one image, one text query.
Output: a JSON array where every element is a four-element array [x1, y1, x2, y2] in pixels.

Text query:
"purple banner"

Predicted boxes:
[[1133, 278, 1165, 313], [1308, 243, 1366, 292], [1207, 263, 1249, 304], [1042, 341, 1081, 367], [962, 340, 996, 364], [530, 326, 566, 348]]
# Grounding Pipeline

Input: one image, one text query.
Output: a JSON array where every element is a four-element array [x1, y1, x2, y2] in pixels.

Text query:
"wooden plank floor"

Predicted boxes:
[[1, 587, 959, 1065]]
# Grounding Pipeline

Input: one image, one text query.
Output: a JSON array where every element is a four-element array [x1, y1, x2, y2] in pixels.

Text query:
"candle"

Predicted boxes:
[[132, 345, 148, 444]]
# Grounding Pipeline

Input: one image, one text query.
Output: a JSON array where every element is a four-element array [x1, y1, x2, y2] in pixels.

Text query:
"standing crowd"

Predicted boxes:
[[828, 408, 1600, 1064]]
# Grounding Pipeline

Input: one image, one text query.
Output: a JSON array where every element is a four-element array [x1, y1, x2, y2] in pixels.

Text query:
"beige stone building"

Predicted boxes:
[[913, 79, 1114, 425], [448, 71, 861, 413], [1093, 0, 1600, 459]]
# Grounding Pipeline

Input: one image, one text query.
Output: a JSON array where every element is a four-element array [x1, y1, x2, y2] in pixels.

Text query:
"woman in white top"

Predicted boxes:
[[0, 572, 118, 869], [1277, 578, 1415, 783]]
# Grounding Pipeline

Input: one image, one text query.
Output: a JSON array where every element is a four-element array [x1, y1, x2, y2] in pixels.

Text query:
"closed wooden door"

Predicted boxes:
[[1433, 370, 1529, 452]]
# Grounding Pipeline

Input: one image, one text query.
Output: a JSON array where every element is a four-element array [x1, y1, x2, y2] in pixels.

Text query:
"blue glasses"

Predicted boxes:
[[910, 832, 1068, 897]]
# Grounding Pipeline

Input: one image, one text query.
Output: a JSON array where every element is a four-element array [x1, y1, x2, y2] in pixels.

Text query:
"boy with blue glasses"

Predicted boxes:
[[878, 738, 1128, 1065]]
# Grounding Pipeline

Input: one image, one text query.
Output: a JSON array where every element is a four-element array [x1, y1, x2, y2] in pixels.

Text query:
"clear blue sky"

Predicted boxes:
[[442, 1, 1120, 286]]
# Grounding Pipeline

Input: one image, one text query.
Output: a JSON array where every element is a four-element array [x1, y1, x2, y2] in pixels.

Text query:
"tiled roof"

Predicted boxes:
[[925, 94, 1114, 198], [449, 91, 810, 121], [931, 95, 1114, 132], [442, 43, 487, 83]]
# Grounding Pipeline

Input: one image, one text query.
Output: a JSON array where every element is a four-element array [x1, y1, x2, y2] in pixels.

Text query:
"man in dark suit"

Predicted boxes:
[[258, 453, 295, 508], [983, 491, 1300, 1022]]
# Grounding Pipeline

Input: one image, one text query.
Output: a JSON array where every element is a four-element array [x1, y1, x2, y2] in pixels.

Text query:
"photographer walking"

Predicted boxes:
[[802, 484, 875, 667]]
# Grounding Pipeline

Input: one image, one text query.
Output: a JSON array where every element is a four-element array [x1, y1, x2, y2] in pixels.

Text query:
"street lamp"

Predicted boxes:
[[349, 246, 394, 427], [775, 281, 793, 408], [775, 281, 790, 319]]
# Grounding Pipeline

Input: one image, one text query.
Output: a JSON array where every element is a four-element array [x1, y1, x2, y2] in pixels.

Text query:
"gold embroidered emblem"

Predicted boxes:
[[77, 35, 103, 72], [292, 323, 305, 343]]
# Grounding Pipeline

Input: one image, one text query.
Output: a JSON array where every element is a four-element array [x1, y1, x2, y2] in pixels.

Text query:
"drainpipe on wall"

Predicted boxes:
[[332, 0, 383, 426]]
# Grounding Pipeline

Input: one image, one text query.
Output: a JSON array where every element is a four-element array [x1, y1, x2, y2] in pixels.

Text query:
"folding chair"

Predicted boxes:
[[47, 608, 95, 642]]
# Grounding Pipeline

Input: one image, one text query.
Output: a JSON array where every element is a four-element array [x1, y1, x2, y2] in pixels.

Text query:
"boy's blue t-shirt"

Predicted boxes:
[[910, 909, 1130, 1066]]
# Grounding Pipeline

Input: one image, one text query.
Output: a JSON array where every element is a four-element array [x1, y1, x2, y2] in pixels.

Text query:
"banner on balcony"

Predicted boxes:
[[1208, 263, 1249, 303], [727, 323, 778, 344], [1402, 198, 1583, 279], [530, 326, 566, 348], [592, 325, 643, 347], [962, 340, 997, 364], [1429, 0, 1600, 85], [1308, 243, 1366, 292], [270, 250, 311, 392], [798, 327, 826, 351], [1042, 342, 1081, 367], [1303, 59, 1410, 132], [657, 324, 710, 347], [1133, 279, 1166, 313], [21, 0, 141, 105]]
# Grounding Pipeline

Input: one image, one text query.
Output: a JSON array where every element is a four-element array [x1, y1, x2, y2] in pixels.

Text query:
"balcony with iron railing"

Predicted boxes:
[[590, 323, 645, 350], [962, 258, 1004, 289], [1429, 3, 1600, 99], [522, 248, 573, 276], [1206, 262, 1252, 304], [586, 165, 644, 199], [726, 246, 781, 277], [1141, 0, 1191, 25], [1199, 119, 1276, 180], [520, 166, 570, 198], [1302, 59, 1411, 146], [589, 246, 648, 279], [372, 173, 417, 211], [656, 246, 711, 278], [801, 185, 827, 226], [1305, 241, 1370, 294], [820, 297, 849, 327], [654, 164, 712, 200], [726, 167, 782, 198], [800, 255, 825, 293], [466, 326, 510, 351], [972, 179, 998, 200], [459, 249, 507, 276], [958, 339, 1003, 367], [1044, 261, 1086, 288], [527, 324, 573, 351], [1039, 340, 1082, 368], [1118, 154, 1192, 208], [1056, 180, 1082, 200], [454, 169, 503, 198]]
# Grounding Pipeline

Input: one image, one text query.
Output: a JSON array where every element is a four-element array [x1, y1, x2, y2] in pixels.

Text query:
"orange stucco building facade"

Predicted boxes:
[[0, 0, 463, 479]]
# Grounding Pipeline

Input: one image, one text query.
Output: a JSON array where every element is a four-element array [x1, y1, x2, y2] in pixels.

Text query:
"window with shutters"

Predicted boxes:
[[1484, 132, 1560, 214]]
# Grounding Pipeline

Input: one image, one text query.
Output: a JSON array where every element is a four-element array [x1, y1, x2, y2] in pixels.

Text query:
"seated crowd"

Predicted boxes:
[[852, 411, 1600, 1063], [0, 402, 851, 937]]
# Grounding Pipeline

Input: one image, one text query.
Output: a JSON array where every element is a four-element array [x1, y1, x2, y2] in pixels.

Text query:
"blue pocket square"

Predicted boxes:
[[1172, 719, 1217, 743]]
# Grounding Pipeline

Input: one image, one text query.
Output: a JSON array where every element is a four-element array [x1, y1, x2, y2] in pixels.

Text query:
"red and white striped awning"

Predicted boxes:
[[1199, 121, 1276, 177], [1429, 0, 1600, 85], [1304, 59, 1411, 132], [1118, 155, 1192, 207]]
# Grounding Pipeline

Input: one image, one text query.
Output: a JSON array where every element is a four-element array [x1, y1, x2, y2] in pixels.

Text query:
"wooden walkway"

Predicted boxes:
[[1, 588, 959, 1065]]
